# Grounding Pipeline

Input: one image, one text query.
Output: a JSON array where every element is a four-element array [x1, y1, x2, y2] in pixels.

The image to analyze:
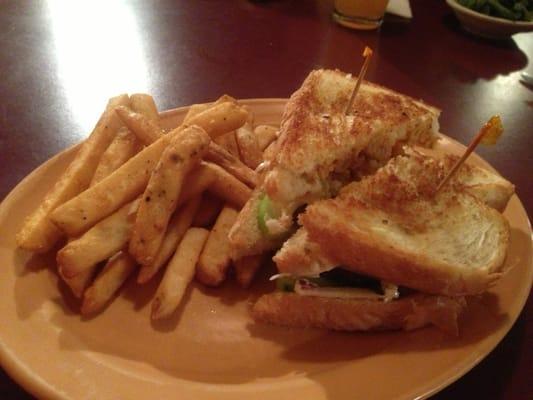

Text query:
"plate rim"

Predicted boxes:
[[0, 98, 531, 400]]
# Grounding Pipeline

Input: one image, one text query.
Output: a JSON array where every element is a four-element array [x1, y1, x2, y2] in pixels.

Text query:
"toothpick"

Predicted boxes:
[[435, 116, 503, 194], [345, 46, 373, 115]]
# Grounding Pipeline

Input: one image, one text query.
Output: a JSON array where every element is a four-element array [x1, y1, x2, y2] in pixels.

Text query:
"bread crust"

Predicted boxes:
[[252, 292, 466, 335]]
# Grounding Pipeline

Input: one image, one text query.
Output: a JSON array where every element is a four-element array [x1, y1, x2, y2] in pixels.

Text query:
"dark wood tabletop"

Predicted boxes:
[[0, 0, 531, 399]]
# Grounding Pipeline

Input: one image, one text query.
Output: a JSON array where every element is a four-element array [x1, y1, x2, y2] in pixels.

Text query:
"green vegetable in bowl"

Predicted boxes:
[[458, 0, 533, 21]]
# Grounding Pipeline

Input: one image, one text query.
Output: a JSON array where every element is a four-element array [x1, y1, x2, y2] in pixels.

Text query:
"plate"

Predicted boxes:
[[0, 99, 531, 400]]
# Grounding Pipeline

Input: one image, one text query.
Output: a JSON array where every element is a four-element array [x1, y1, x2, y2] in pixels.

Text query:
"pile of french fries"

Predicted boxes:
[[16, 93, 278, 320]]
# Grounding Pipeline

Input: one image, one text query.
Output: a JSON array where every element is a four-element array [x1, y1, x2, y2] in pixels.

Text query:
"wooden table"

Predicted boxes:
[[0, 1, 531, 398]]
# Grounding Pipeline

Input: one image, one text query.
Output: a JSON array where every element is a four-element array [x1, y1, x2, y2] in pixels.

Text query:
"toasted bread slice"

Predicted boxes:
[[263, 69, 439, 207], [415, 147, 514, 212], [276, 149, 514, 276], [301, 152, 510, 296], [230, 69, 440, 261], [252, 292, 466, 335]]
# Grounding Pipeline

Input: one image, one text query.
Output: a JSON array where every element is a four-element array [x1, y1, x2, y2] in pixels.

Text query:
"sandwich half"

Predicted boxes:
[[253, 149, 512, 334], [274, 148, 514, 277], [229, 69, 441, 260]]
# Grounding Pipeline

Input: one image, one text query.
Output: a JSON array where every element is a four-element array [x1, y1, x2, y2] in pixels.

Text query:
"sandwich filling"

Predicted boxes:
[[271, 228, 400, 302], [271, 268, 400, 302]]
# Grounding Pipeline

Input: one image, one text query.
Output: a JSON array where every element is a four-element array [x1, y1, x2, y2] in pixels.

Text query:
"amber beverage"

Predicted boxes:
[[333, 0, 390, 30]]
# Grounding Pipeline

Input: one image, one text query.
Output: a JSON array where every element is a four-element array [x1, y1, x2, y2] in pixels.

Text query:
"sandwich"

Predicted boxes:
[[229, 69, 441, 261], [252, 148, 513, 334]]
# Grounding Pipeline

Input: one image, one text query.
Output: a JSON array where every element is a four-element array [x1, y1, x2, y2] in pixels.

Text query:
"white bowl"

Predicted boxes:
[[446, 0, 533, 39]]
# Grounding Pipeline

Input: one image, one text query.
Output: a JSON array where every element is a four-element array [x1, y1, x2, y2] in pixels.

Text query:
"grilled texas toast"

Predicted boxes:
[[229, 69, 440, 260], [275, 148, 514, 276], [252, 292, 466, 335], [300, 150, 510, 296], [263, 69, 439, 206]]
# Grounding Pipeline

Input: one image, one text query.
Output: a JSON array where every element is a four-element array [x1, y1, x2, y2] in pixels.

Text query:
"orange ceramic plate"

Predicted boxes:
[[0, 99, 531, 400]]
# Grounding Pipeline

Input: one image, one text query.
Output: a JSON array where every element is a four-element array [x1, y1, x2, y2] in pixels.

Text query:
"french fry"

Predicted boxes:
[[262, 139, 278, 162], [213, 94, 237, 105], [130, 93, 160, 125], [205, 142, 257, 188], [16, 94, 130, 252], [176, 162, 217, 207], [235, 122, 263, 169], [196, 206, 239, 286], [185, 102, 248, 139], [254, 124, 278, 151], [183, 94, 236, 124], [183, 103, 211, 124], [50, 125, 186, 237], [214, 131, 240, 158], [129, 126, 210, 266], [205, 163, 252, 208], [65, 125, 141, 295], [90, 127, 142, 186], [234, 254, 264, 288], [56, 199, 139, 279], [59, 241, 101, 298], [115, 105, 162, 145], [137, 195, 201, 284], [81, 251, 137, 315], [192, 193, 224, 228], [119, 98, 246, 147], [121, 106, 254, 188], [151, 227, 209, 320], [65, 125, 140, 295]]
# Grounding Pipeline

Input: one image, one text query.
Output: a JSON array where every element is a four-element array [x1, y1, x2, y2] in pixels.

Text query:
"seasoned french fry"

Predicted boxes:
[[137, 195, 201, 284], [196, 206, 239, 286], [115, 105, 162, 145], [234, 254, 264, 288], [119, 99, 246, 147], [214, 94, 237, 105], [50, 125, 187, 237], [16, 94, 130, 252], [57, 199, 139, 279], [63, 125, 140, 295], [192, 193, 224, 227], [205, 142, 257, 188], [151, 227, 209, 320], [262, 139, 278, 162], [59, 243, 100, 298], [63, 126, 141, 295], [90, 127, 142, 186], [185, 102, 248, 139], [214, 131, 240, 158], [130, 93, 160, 125], [176, 162, 217, 207], [235, 122, 263, 169], [183, 94, 236, 124], [205, 163, 252, 208], [129, 126, 210, 266], [254, 124, 278, 151], [183, 103, 211, 124], [81, 251, 137, 315]]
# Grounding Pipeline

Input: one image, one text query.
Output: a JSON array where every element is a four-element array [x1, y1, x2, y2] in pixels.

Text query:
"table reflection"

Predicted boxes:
[[46, 0, 149, 135]]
